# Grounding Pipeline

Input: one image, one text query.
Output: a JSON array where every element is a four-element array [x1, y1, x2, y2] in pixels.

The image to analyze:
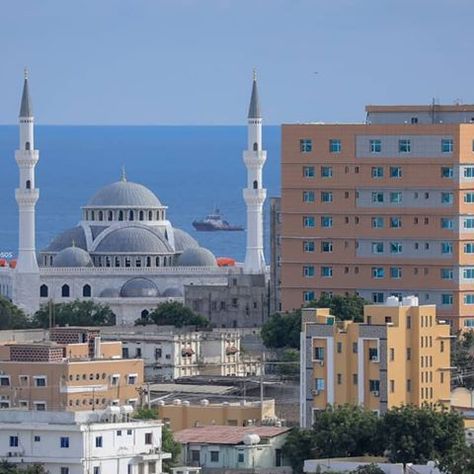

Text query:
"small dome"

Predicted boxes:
[[53, 247, 93, 268], [177, 247, 217, 267], [173, 228, 199, 252], [94, 226, 173, 254], [120, 278, 159, 298], [87, 181, 162, 208], [99, 288, 120, 298], [162, 287, 183, 297], [42, 226, 87, 253]]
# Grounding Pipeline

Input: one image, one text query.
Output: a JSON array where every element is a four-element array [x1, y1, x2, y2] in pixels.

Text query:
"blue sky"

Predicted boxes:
[[0, 0, 473, 125]]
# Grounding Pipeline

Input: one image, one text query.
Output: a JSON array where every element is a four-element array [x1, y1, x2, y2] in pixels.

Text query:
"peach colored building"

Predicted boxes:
[[0, 327, 144, 411], [300, 297, 451, 428], [281, 104, 474, 330]]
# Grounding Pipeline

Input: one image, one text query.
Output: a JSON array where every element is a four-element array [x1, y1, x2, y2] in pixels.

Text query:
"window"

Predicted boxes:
[[329, 139, 341, 153], [145, 432, 153, 444], [303, 241, 315, 252], [40, 284, 48, 297], [10, 436, 18, 447], [337, 373, 342, 385], [321, 166, 333, 178], [303, 266, 315, 278], [441, 268, 454, 280], [303, 191, 315, 202], [321, 241, 333, 253], [407, 348, 411, 360], [303, 291, 315, 302], [127, 375, 137, 385], [372, 267, 384, 279], [465, 243, 474, 254], [35, 402, 46, 411], [372, 192, 384, 203], [390, 192, 402, 203], [371, 242, 384, 254], [34, 435, 41, 442], [390, 380, 395, 393], [390, 166, 402, 178], [300, 139, 312, 152], [0, 376, 10, 386], [464, 319, 474, 328], [441, 242, 453, 254], [321, 216, 333, 228], [390, 348, 395, 361], [441, 192, 453, 204], [441, 218, 454, 229], [372, 292, 384, 303], [95, 436, 103, 448], [337, 342, 342, 353], [465, 218, 474, 229], [61, 468, 69, 474], [368, 348, 379, 361], [441, 166, 453, 178], [210, 451, 219, 462], [399, 139, 411, 153], [352, 342, 358, 353], [321, 191, 333, 203], [441, 294, 453, 305], [441, 138, 453, 153], [315, 378, 325, 391], [60, 437, 70, 448], [82, 284, 91, 297], [93, 468, 100, 474], [464, 268, 474, 279], [371, 167, 384, 178], [370, 139, 382, 153], [390, 217, 401, 228], [390, 267, 402, 279], [314, 347, 325, 361], [465, 167, 474, 178], [369, 380, 380, 392], [303, 216, 315, 228], [34, 377, 46, 387], [372, 217, 384, 228], [465, 192, 474, 203], [411, 117, 418, 124], [465, 294, 474, 305], [321, 266, 333, 278], [390, 242, 402, 254], [353, 374, 358, 385], [61, 284, 70, 298], [238, 452, 245, 463], [303, 166, 315, 178]]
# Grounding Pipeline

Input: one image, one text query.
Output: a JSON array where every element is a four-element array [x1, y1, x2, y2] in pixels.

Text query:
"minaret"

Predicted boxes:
[[243, 70, 267, 274], [12, 69, 40, 314]]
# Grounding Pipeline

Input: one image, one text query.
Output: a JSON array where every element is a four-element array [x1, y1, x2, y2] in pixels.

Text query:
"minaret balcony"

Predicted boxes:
[[243, 188, 267, 205], [15, 149, 39, 165], [243, 150, 267, 167], [15, 188, 39, 205]]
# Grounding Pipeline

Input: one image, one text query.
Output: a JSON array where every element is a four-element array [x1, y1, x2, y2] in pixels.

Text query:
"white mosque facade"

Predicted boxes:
[[0, 71, 268, 325]]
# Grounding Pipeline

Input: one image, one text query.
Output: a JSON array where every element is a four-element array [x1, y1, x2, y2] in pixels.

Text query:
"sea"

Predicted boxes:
[[0, 126, 281, 262]]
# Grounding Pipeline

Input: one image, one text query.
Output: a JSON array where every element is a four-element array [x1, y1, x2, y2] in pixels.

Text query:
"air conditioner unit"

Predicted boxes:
[[372, 391, 380, 397]]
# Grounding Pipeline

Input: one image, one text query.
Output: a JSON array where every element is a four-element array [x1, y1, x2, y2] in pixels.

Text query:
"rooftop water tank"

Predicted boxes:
[[243, 434, 261, 445]]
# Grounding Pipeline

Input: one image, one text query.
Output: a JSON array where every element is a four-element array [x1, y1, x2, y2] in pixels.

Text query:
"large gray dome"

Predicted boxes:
[[120, 278, 159, 298], [94, 226, 173, 254], [53, 246, 93, 268], [177, 247, 217, 267], [87, 181, 162, 208], [173, 228, 199, 252], [42, 226, 87, 253]]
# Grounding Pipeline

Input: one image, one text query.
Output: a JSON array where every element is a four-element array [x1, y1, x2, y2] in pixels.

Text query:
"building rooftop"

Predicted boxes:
[[174, 425, 290, 445], [366, 104, 474, 113]]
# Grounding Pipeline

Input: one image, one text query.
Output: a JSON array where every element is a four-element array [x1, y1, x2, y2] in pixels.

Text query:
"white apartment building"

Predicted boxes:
[[0, 407, 171, 474], [101, 327, 261, 381]]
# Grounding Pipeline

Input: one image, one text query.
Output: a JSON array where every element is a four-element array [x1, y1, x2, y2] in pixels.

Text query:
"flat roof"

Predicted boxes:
[[149, 384, 235, 395], [366, 104, 474, 113]]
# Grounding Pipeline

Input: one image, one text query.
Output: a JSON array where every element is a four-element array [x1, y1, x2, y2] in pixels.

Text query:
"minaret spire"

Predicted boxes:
[[243, 70, 267, 274], [13, 69, 40, 315]]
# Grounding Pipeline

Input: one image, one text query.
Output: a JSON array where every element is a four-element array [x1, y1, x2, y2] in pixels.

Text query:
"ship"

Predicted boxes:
[[192, 209, 244, 231]]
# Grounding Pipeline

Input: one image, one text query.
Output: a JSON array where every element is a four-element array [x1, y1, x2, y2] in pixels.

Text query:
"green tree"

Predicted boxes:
[[137, 301, 209, 329], [381, 404, 465, 465], [0, 462, 47, 474], [438, 442, 474, 474], [277, 348, 300, 378], [0, 296, 33, 330], [162, 425, 181, 472], [351, 465, 385, 474], [310, 294, 367, 322], [281, 428, 315, 474], [261, 310, 301, 349], [452, 330, 474, 389], [33, 300, 115, 328]]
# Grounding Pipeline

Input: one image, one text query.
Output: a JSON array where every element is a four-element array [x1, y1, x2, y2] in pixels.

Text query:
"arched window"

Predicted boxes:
[[105, 256, 111, 267], [129, 210, 134, 221], [253, 180, 258, 189], [148, 211, 153, 221], [49, 255, 53, 266], [118, 211, 124, 221], [98, 211, 103, 221], [61, 284, 70, 298], [26, 180, 31, 189], [155, 257, 160, 267], [40, 284, 48, 298], [91, 211, 95, 221], [156, 211, 160, 220], [115, 257, 120, 267], [82, 284, 91, 297], [141, 309, 149, 319], [163, 257, 167, 267], [25, 142, 30, 151], [139, 211, 144, 221], [108, 210, 113, 221], [253, 142, 258, 151], [146, 256, 151, 267]]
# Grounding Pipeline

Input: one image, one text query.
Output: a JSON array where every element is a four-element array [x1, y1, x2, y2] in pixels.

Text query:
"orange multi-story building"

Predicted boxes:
[[0, 327, 144, 411], [300, 297, 451, 428], [281, 104, 474, 330]]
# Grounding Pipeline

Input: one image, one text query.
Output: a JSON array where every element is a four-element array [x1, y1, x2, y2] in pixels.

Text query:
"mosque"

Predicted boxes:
[[0, 71, 268, 325]]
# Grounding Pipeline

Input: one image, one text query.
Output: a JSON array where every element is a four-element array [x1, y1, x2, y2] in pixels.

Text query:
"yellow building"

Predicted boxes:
[[300, 296, 451, 428]]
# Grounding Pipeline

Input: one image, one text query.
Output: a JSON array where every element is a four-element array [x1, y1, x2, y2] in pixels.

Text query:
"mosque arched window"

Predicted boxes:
[[253, 142, 258, 151], [108, 210, 113, 221], [148, 211, 153, 221], [163, 258, 167, 267], [98, 211, 103, 221], [43, 256, 47, 266], [155, 257, 160, 267], [82, 284, 91, 297], [135, 258, 141, 267], [139, 211, 144, 221], [25, 142, 31, 151], [146, 256, 151, 267], [129, 210, 134, 221], [118, 211, 124, 221], [141, 309, 149, 319], [115, 257, 120, 267], [253, 180, 258, 189], [91, 211, 95, 221], [40, 284, 48, 298], [105, 256, 111, 267], [26, 180, 31, 190], [156, 211, 160, 220], [61, 284, 70, 298], [49, 256, 53, 266], [125, 257, 131, 267]]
